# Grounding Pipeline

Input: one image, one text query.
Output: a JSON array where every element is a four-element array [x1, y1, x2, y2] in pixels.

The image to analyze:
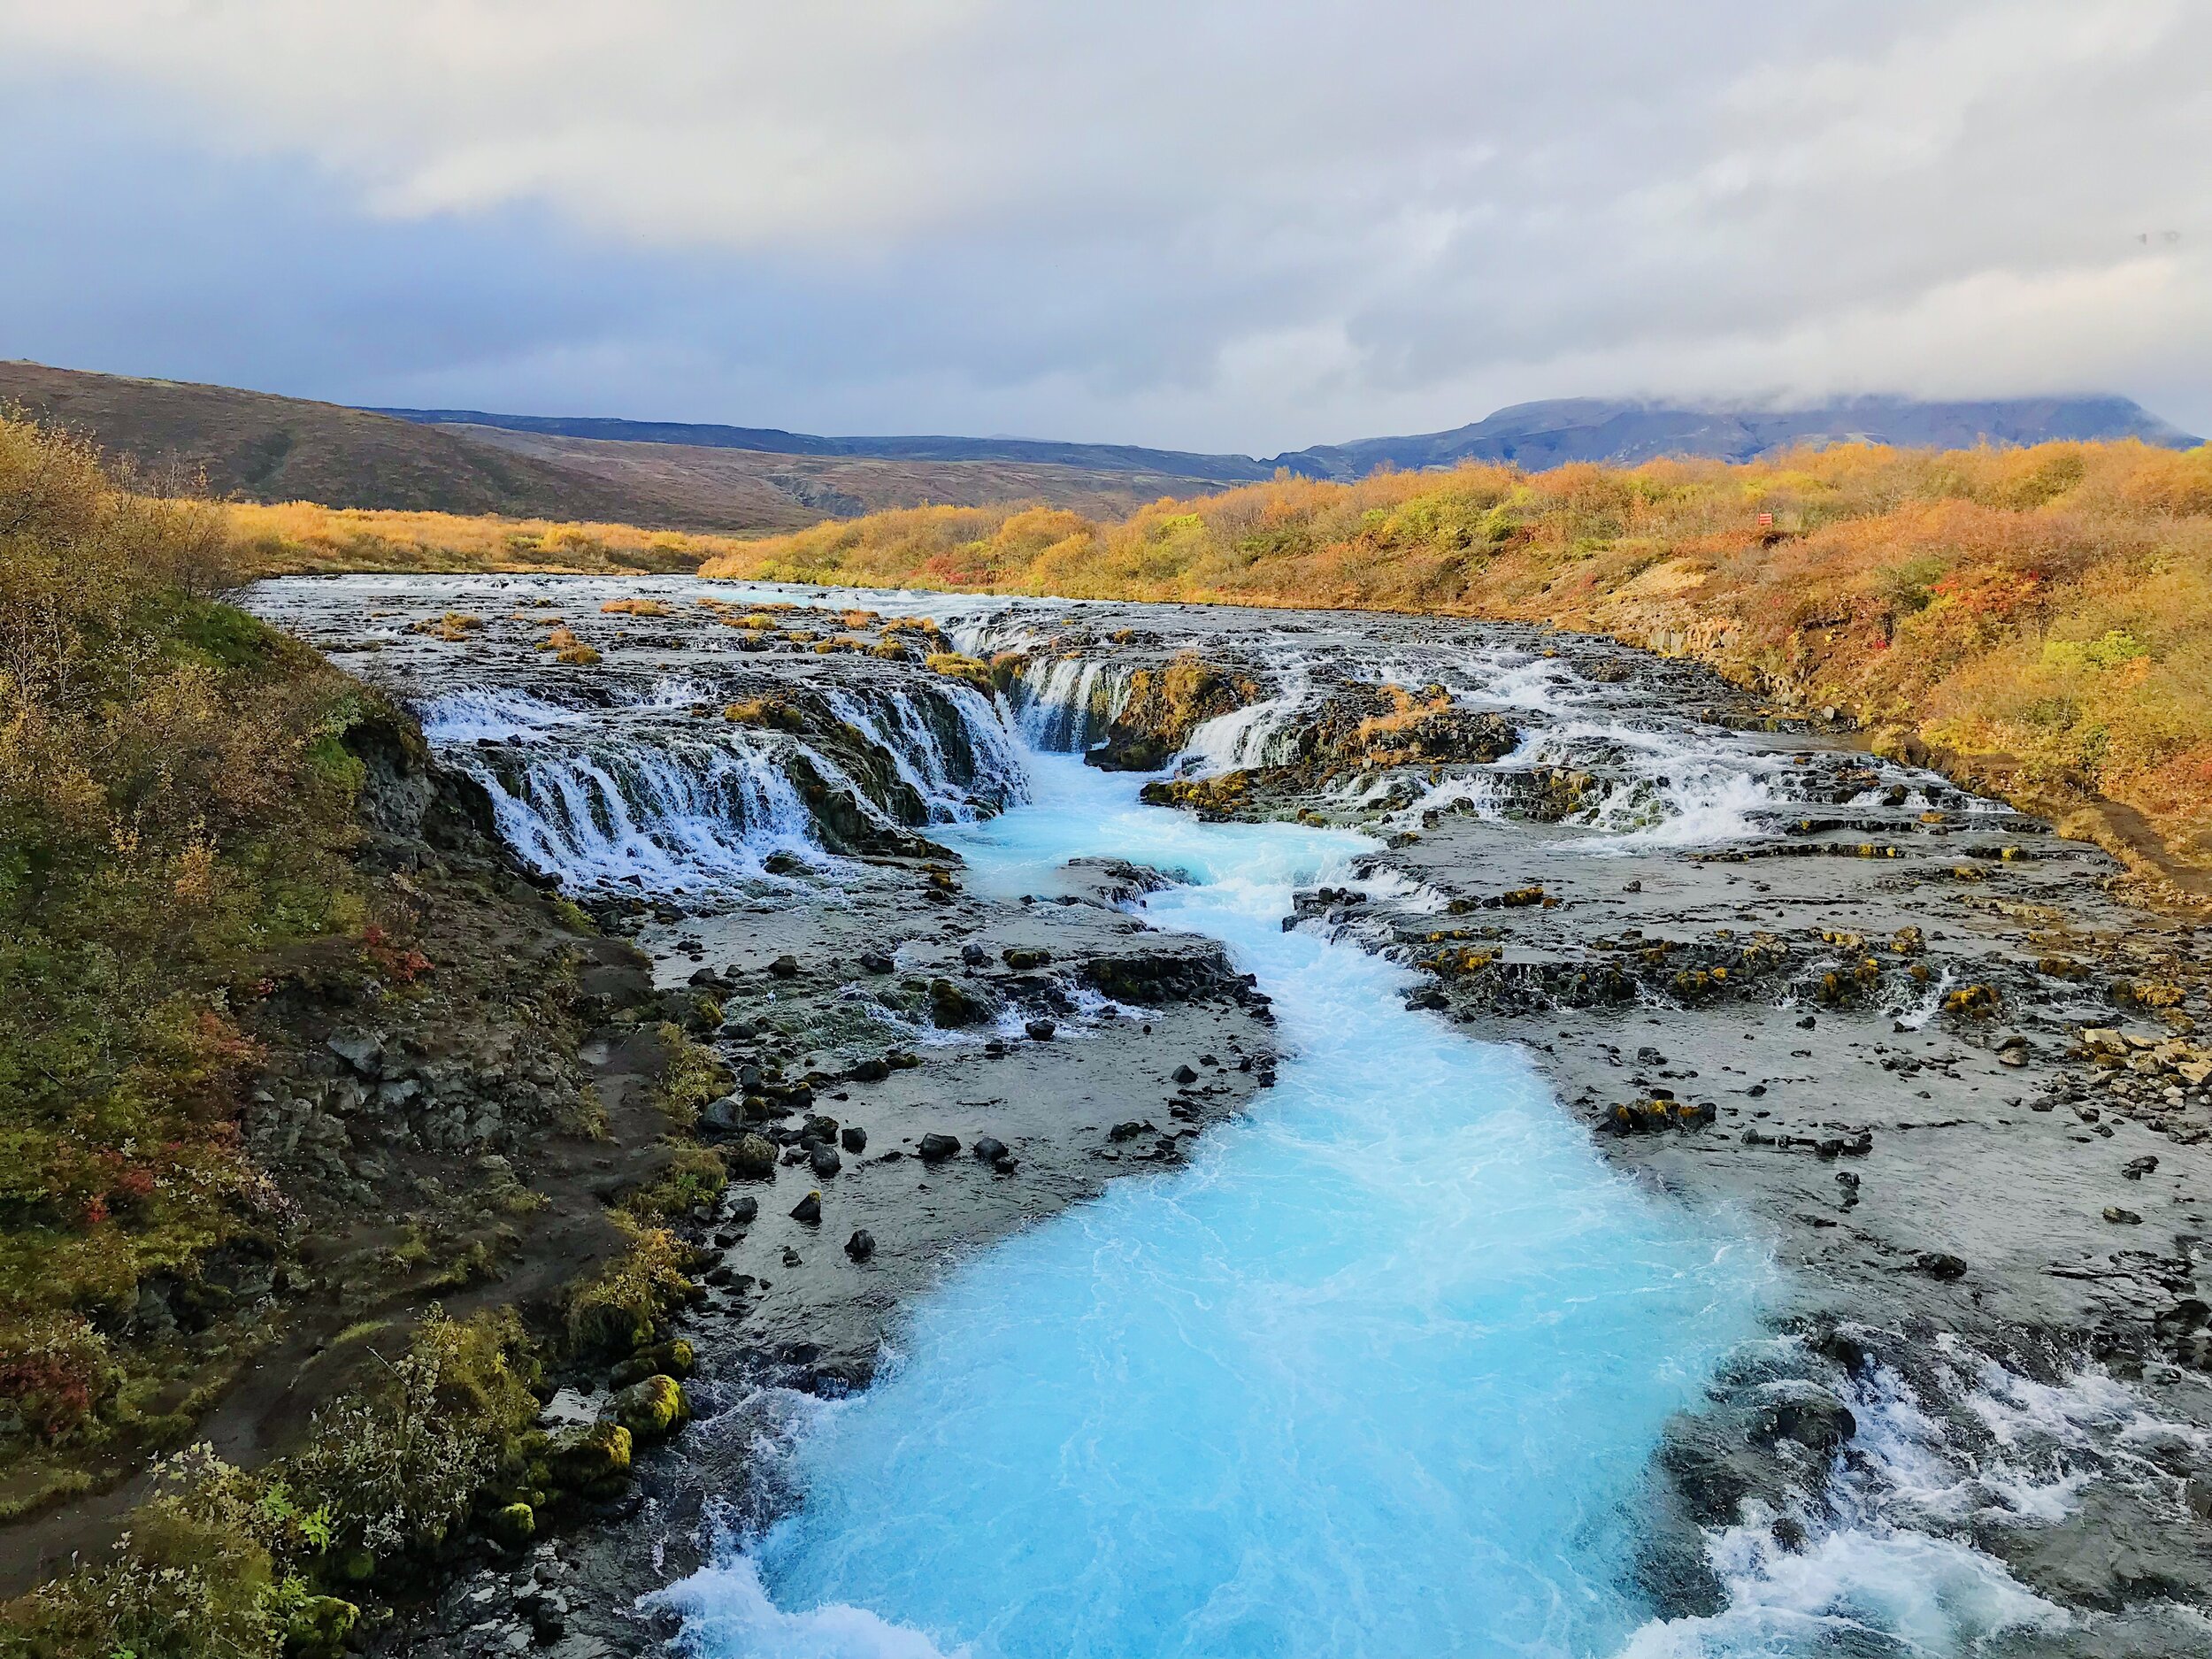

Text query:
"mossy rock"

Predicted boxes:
[[284, 1596, 359, 1659], [487, 1501, 536, 1547], [548, 1420, 633, 1496], [613, 1374, 691, 1444], [928, 977, 990, 1027], [611, 1338, 695, 1387], [727, 1133, 779, 1179]]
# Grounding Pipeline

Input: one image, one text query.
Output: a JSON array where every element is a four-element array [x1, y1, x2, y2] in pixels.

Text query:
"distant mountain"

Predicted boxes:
[[372, 407, 1279, 485], [377, 392, 2198, 488], [1266, 396, 2201, 480]]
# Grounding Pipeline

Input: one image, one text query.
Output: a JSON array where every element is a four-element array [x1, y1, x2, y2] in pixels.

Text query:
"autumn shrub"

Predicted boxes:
[[283, 1308, 539, 1563], [0, 415, 380, 1454], [0, 1446, 329, 1659]]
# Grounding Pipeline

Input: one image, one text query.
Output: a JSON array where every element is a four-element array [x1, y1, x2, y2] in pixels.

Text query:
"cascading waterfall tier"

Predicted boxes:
[[421, 670, 1029, 891]]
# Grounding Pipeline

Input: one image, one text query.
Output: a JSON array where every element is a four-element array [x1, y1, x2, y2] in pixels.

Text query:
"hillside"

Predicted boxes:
[[0, 360, 669, 523], [377, 405, 1277, 483], [0, 363, 1231, 534], [698, 441, 2212, 892]]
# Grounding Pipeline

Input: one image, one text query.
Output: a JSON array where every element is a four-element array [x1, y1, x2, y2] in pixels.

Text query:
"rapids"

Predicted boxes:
[[661, 749, 1771, 1657]]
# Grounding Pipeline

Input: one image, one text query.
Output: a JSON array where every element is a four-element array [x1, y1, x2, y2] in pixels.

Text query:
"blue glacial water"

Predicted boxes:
[[664, 750, 1772, 1659]]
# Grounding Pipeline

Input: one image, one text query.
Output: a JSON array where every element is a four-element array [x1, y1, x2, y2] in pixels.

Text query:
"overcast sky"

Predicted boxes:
[[2, 0, 2206, 452]]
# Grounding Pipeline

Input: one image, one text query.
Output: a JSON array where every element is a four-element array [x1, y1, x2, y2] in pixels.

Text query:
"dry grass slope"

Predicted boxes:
[[699, 442, 2212, 888]]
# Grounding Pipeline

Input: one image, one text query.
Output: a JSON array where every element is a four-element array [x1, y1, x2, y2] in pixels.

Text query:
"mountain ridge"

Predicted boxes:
[[380, 392, 2201, 482]]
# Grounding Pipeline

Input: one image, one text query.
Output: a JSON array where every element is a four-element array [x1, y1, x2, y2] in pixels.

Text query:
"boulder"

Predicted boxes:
[[727, 1134, 779, 1179], [612, 1375, 690, 1444], [841, 1125, 867, 1153], [928, 977, 991, 1027], [845, 1229, 877, 1263], [918, 1133, 961, 1162], [548, 1422, 632, 1498], [487, 1501, 535, 1548], [791, 1189, 823, 1224], [1025, 1018, 1057, 1041]]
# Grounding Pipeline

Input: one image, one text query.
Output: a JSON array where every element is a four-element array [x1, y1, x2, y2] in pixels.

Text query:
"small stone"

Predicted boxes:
[[1025, 1018, 1057, 1041], [2103, 1206, 2143, 1225], [918, 1133, 961, 1161], [2123, 1155, 2159, 1180], [1796, 1016, 1816, 1030], [768, 954, 800, 979], [841, 1125, 867, 1153], [845, 1229, 876, 1262], [1914, 1251, 1968, 1280], [809, 1144, 842, 1178], [973, 1136, 1009, 1164], [1171, 1064, 1198, 1086], [790, 1190, 822, 1224], [859, 949, 895, 974], [726, 1194, 759, 1225], [326, 1030, 384, 1077], [960, 942, 988, 965]]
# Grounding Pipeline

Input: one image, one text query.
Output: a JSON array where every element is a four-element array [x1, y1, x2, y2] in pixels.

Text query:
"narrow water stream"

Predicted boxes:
[[663, 749, 1769, 1658]]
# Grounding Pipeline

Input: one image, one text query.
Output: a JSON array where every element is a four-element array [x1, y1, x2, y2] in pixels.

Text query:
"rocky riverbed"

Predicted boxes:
[[243, 573, 2212, 1659]]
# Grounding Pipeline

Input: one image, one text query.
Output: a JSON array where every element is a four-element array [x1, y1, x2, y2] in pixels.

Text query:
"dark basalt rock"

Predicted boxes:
[[928, 977, 993, 1027], [918, 1133, 961, 1161]]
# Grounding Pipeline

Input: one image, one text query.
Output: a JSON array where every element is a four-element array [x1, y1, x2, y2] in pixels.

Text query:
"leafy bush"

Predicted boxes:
[[283, 1309, 538, 1562]]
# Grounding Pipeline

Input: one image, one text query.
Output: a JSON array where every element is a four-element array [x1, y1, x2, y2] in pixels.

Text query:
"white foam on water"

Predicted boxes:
[[1177, 667, 1311, 775], [418, 687, 592, 744]]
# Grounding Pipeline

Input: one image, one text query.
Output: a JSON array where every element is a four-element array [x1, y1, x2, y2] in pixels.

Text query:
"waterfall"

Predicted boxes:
[[422, 675, 1033, 893], [1008, 657, 1132, 753], [450, 732, 822, 890], [1178, 669, 1310, 776]]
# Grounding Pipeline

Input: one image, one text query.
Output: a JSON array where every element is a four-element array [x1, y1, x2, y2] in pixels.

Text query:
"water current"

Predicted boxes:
[[658, 749, 1768, 1658]]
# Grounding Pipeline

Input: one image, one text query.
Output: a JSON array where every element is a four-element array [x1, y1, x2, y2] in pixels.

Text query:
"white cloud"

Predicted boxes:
[[1, 0, 2206, 447]]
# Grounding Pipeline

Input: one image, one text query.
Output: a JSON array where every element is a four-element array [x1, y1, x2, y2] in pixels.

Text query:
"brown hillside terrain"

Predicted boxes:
[[449, 421, 1228, 525], [0, 362, 1224, 535], [0, 360, 664, 523]]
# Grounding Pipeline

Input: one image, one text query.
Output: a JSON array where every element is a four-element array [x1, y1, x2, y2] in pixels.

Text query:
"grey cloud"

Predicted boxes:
[[0, 0, 2205, 449]]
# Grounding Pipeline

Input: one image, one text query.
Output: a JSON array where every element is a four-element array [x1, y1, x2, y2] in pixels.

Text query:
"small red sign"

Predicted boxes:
[[1756, 511, 1775, 527]]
